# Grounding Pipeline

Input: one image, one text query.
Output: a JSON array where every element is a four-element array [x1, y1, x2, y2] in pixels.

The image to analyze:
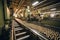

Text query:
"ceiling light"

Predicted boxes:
[[32, 1, 39, 6], [50, 14, 55, 18], [50, 8, 56, 11], [32, 0, 46, 7]]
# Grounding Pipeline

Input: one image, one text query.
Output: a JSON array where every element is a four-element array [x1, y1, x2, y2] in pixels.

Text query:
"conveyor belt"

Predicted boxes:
[[13, 20, 48, 40]]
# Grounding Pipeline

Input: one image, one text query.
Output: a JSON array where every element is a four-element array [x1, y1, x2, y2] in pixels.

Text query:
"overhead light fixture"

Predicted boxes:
[[32, 0, 47, 6], [50, 8, 56, 11], [50, 13, 55, 18], [32, 1, 39, 6]]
